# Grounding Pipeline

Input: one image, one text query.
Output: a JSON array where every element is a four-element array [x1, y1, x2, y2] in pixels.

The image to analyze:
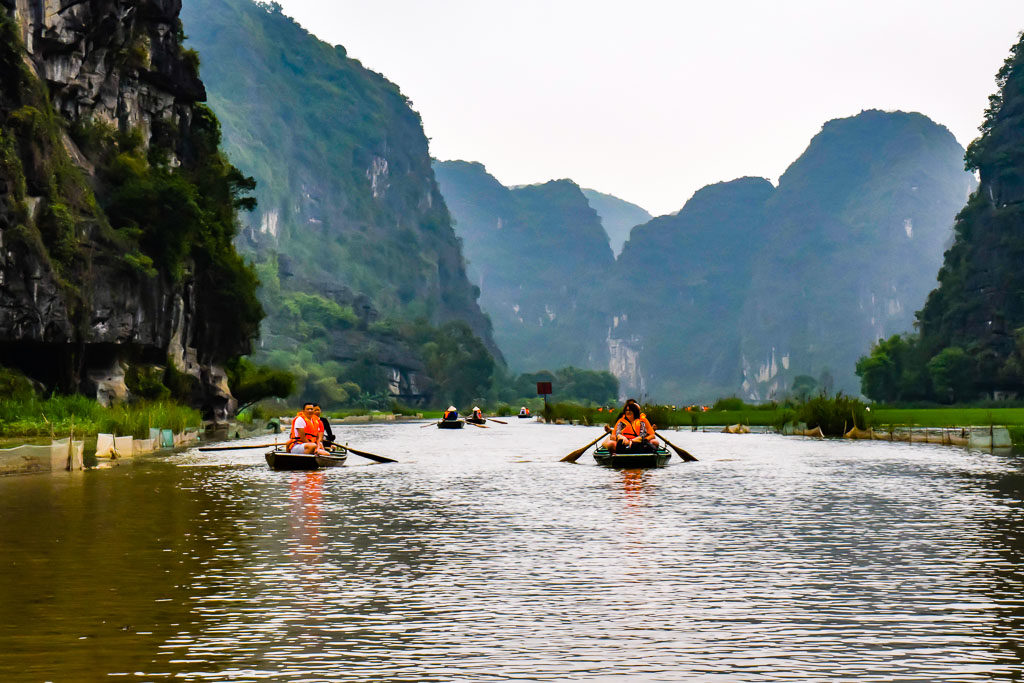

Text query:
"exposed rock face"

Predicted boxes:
[[0, 1, 256, 419]]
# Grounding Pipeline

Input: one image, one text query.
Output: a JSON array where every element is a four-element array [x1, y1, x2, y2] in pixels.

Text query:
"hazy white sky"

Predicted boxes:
[[272, 0, 1024, 216]]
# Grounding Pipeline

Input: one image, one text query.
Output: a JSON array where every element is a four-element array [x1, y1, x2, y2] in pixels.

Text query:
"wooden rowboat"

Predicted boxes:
[[465, 416, 487, 425], [265, 448, 347, 470], [437, 419, 465, 429], [517, 414, 531, 419], [593, 445, 671, 469]]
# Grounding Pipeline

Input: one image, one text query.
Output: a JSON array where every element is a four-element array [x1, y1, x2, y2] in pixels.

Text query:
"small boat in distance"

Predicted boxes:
[[265, 448, 347, 470], [465, 416, 486, 425], [437, 419, 465, 429], [593, 445, 671, 469]]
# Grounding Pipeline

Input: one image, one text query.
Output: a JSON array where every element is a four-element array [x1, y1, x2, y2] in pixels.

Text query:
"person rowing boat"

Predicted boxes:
[[286, 401, 330, 455], [602, 399, 659, 453]]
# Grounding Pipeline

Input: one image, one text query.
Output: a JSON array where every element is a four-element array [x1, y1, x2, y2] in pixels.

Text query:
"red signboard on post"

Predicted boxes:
[[536, 382, 552, 396]]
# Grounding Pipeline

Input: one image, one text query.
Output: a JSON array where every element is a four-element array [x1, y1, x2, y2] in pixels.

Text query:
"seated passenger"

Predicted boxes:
[[314, 404, 335, 447], [602, 400, 659, 453], [443, 405, 459, 421], [287, 402, 329, 455], [471, 406, 484, 421]]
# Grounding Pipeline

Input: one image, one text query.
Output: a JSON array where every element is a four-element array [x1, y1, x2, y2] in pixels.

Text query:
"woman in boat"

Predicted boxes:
[[519, 406, 530, 417], [603, 400, 659, 453], [442, 405, 459, 422], [287, 402, 330, 455], [470, 406, 484, 422], [313, 404, 335, 447]]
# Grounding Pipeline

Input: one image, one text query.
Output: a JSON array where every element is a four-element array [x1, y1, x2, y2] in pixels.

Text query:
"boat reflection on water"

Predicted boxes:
[[620, 468, 652, 509], [289, 471, 324, 568]]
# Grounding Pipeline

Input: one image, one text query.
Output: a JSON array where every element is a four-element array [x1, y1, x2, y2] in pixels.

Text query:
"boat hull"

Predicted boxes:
[[465, 417, 486, 425], [316, 452, 348, 467], [517, 415, 531, 419], [438, 420, 465, 429], [593, 446, 671, 468], [265, 450, 320, 470]]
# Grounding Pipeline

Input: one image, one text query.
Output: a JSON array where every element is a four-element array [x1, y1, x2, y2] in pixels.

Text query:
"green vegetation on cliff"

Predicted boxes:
[[182, 0, 499, 407], [0, 8, 263, 409], [858, 33, 1024, 404]]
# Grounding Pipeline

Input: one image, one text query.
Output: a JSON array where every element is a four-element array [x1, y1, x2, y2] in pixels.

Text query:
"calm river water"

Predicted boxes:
[[3, 420, 1024, 681]]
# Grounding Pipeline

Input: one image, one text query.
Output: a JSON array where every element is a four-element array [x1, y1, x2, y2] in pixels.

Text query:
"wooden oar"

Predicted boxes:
[[198, 443, 278, 451], [466, 421, 488, 428], [341, 444, 399, 464], [419, 422, 436, 428], [657, 432, 698, 462], [561, 426, 611, 463], [485, 418, 508, 424]]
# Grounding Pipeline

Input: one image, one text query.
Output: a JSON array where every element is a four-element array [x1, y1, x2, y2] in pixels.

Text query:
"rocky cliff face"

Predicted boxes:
[[0, 1, 261, 418], [434, 160, 614, 372], [181, 0, 500, 404]]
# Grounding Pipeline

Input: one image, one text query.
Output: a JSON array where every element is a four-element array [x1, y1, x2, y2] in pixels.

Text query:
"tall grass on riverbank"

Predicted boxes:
[[0, 396, 201, 438]]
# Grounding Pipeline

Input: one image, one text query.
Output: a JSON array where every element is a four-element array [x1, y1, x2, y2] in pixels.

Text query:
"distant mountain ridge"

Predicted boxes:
[[581, 189, 652, 257], [434, 160, 614, 372], [612, 110, 975, 401]]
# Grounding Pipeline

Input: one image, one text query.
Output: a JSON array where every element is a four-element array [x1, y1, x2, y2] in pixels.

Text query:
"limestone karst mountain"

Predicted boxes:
[[433, 160, 614, 372], [612, 110, 975, 401], [182, 0, 499, 404], [0, 0, 262, 417]]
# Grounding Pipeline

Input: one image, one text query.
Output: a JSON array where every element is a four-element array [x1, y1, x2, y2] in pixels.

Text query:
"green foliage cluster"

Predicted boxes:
[[226, 357, 296, 410], [792, 394, 868, 436], [0, 365, 37, 401], [0, 395, 200, 438]]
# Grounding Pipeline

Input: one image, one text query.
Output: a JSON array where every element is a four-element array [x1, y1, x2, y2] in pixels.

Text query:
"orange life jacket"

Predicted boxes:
[[287, 413, 319, 449], [615, 414, 655, 440]]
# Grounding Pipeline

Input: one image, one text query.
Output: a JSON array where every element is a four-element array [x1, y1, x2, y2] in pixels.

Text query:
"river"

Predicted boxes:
[[2, 420, 1023, 681]]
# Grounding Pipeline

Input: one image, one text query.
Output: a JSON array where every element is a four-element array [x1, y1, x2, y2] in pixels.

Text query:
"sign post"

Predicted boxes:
[[537, 382, 552, 412]]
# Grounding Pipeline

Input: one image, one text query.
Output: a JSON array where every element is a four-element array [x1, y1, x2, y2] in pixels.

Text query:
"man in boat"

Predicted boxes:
[[443, 405, 459, 421], [470, 406, 484, 421], [287, 402, 329, 455], [603, 400, 659, 453], [313, 404, 335, 447], [519, 406, 530, 417]]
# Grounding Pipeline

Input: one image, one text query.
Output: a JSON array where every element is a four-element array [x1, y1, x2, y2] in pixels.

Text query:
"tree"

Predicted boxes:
[[791, 375, 818, 401], [927, 347, 975, 403], [227, 358, 296, 412]]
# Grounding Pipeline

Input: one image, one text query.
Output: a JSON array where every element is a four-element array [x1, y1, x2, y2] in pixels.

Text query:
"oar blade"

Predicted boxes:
[[344, 446, 399, 464], [659, 435, 698, 462], [560, 430, 609, 463]]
